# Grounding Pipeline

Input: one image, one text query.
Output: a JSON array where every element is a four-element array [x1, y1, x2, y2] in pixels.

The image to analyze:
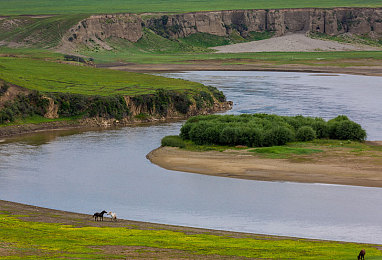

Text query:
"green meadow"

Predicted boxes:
[[87, 49, 382, 66], [0, 0, 381, 15], [1, 212, 381, 259], [0, 57, 205, 96]]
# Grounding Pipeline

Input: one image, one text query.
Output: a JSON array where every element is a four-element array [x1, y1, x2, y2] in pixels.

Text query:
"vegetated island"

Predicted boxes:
[[148, 114, 382, 188]]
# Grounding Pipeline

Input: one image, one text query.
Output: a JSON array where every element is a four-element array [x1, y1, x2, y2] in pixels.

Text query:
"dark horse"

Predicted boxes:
[[93, 210, 107, 221], [358, 249, 365, 260]]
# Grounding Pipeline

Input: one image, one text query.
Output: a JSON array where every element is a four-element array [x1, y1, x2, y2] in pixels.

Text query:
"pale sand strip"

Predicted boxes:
[[212, 33, 381, 53], [147, 146, 382, 188]]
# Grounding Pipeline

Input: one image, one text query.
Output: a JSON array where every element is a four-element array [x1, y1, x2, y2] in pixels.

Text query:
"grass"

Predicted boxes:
[[0, 15, 88, 48], [0, 115, 80, 127], [79, 29, 273, 58], [177, 139, 382, 160], [0, 0, 381, 15], [309, 32, 382, 48], [0, 56, 206, 96], [249, 146, 324, 158], [84, 47, 382, 66], [1, 212, 381, 259]]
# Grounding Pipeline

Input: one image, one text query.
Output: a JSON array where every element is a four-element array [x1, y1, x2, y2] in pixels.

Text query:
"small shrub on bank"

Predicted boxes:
[[296, 126, 316, 141], [0, 83, 9, 96], [332, 120, 367, 141], [161, 135, 185, 148]]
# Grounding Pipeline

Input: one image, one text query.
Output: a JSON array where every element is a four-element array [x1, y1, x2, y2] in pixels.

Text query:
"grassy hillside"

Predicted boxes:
[[0, 0, 381, 15], [0, 15, 87, 48], [0, 57, 204, 96]]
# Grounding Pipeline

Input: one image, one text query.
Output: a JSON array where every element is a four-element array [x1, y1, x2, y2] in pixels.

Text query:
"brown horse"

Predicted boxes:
[[93, 210, 107, 221], [358, 249, 365, 260]]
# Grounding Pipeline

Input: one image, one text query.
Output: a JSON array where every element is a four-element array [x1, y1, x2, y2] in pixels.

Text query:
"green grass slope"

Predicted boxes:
[[0, 0, 381, 15], [0, 57, 204, 96], [0, 15, 87, 48]]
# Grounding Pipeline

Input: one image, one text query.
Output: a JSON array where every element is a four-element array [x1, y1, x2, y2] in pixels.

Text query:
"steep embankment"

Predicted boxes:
[[1, 8, 381, 51], [60, 8, 382, 51], [0, 58, 232, 137]]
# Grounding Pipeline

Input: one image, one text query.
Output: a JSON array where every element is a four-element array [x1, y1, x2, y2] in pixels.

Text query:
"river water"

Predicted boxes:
[[0, 71, 381, 244]]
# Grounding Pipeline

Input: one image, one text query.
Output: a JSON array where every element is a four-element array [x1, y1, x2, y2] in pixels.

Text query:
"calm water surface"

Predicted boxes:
[[0, 71, 381, 244]]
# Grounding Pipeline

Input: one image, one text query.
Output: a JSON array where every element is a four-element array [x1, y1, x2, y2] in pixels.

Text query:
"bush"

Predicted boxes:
[[333, 120, 367, 141], [161, 135, 185, 148], [296, 126, 316, 141], [263, 126, 295, 146], [0, 83, 9, 96], [219, 127, 239, 145], [177, 114, 367, 148], [180, 122, 193, 139], [311, 120, 329, 139], [189, 121, 215, 145]]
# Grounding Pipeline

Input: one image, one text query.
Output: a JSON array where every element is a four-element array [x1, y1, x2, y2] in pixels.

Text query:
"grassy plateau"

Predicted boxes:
[[0, 0, 381, 15], [0, 56, 205, 96]]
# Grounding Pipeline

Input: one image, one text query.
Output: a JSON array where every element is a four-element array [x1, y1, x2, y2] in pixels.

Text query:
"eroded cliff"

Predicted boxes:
[[64, 8, 382, 49]]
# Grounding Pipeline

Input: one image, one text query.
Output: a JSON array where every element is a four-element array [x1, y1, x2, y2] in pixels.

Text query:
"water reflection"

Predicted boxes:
[[0, 72, 381, 244]]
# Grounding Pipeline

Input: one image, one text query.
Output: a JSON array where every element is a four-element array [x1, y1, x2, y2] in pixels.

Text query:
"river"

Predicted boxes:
[[0, 71, 381, 244]]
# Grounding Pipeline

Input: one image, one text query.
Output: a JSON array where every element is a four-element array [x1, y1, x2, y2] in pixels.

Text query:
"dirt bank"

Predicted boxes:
[[101, 62, 382, 77], [147, 144, 382, 188], [212, 33, 381, 53]]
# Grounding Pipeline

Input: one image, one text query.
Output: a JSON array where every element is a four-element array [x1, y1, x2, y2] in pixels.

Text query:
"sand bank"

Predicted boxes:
[[147, 144, 382, 188]]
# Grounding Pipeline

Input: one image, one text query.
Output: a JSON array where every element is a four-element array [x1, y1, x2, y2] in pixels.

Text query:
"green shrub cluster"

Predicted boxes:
[[0, 83, 9, 96], [131, 89, 192, 116], [161, 135, 186, 148], [131, 88, 220, 116], [180, 114, 366, 147], [0, 92, 49, 124], [49, 93, 130, 120]]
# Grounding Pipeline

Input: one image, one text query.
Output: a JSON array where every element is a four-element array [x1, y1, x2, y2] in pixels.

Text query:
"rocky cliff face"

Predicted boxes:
[[66, 14, 143, 50], [64, 8, 382, 48]]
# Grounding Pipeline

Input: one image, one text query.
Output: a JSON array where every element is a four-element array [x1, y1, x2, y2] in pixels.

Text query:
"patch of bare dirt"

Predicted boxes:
[[0, 81, 30, 107], [102, 62, 382, 76], [212, 33, 381, 53]]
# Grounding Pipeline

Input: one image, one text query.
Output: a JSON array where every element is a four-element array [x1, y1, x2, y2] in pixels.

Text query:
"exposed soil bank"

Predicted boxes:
[[0, 100, 232, 138], [61, 8, 382, 50], [147, 144, 382, 188], [101, 63, 382, 77], [212, 33, 381, 53]]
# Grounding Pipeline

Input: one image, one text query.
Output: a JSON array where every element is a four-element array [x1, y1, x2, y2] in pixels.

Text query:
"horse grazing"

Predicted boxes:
[[93, 210, 107, 221], [358, 249, 365, 260], [107, 211, 117, 222]]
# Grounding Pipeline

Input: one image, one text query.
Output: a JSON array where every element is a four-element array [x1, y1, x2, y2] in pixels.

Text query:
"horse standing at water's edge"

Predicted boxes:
[[93, 210, 107, 221], [107, 211, 117, 222]]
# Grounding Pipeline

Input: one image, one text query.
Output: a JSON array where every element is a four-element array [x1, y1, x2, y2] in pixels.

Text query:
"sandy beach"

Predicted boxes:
[[147, 143, 382, 188]]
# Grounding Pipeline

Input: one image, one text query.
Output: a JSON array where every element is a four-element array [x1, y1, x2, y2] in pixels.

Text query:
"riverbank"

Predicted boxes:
[[101, 62, 382, 77], [147, 141, 382, 188], [1, 199, 380, 259]]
